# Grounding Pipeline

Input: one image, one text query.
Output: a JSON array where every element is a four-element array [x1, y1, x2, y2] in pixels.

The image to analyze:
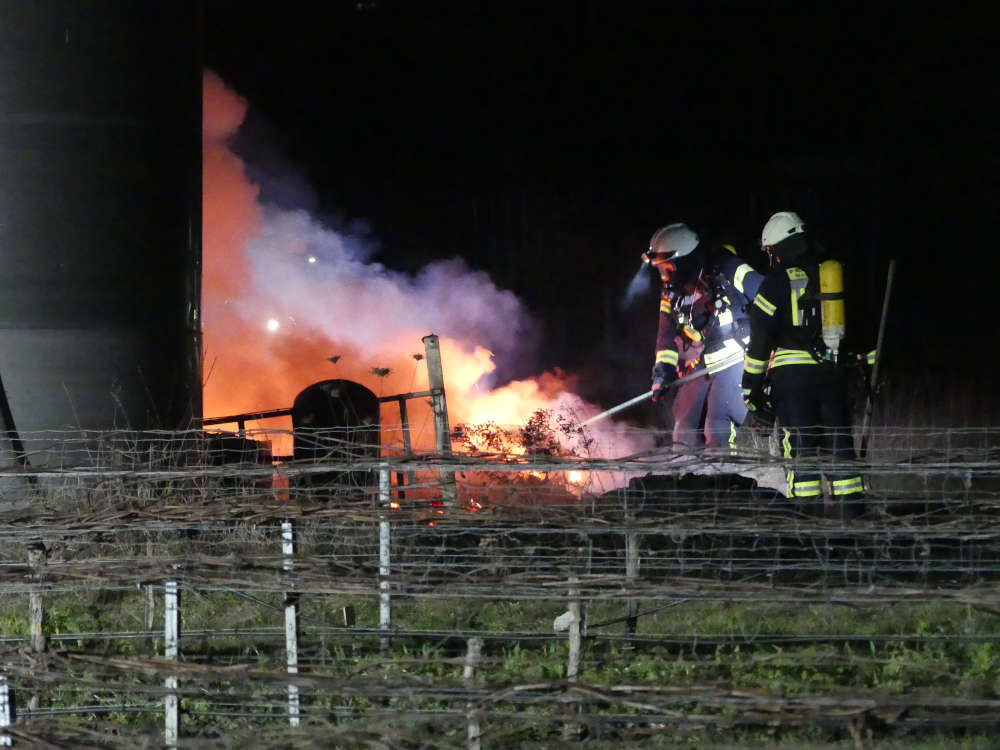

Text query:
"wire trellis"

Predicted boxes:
[[1, 425, 999, 748]]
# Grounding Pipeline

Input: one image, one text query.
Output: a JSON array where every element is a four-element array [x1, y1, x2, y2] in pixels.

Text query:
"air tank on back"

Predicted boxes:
[[292, 380, 381, 500], [0, 2, 202, 468]]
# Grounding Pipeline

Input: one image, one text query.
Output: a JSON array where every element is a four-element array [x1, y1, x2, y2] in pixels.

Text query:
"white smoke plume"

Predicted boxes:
[[202, 70, 652, 465], [244, 207, 527, 359]]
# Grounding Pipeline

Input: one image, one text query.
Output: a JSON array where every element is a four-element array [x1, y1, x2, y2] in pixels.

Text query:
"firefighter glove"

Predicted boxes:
[[742, 386, 775, 428], [651, 362, 678, 403]]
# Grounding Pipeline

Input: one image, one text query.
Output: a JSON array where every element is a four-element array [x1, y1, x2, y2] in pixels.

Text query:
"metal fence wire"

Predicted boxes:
[[1, 425, 999, 748]]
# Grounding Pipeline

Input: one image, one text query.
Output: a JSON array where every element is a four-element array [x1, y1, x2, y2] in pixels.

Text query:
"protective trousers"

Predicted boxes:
[[768, 363, 864, 501], [672, 363, 747, 449]]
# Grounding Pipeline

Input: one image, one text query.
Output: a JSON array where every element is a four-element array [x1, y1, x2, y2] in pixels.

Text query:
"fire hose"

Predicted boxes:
[[579, 368, 711, 428]]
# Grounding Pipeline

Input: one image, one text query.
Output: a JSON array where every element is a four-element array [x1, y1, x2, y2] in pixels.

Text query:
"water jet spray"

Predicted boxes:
[[620, 258, 653, 310]]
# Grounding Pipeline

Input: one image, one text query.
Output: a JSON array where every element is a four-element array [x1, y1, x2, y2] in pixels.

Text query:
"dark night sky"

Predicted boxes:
[[203, 1, 996, 408]]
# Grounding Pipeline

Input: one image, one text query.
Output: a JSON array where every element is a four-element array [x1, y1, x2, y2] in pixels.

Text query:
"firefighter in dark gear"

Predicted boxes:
[[646, 223, 764, 449], [741, 211, 865, 518]]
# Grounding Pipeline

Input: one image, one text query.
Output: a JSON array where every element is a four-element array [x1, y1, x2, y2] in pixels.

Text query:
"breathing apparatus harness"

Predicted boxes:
[[706, 263, 752, 343], [766, 232, 846, 365], [779, 255, 846, 364], [665, 269, 750, 373]]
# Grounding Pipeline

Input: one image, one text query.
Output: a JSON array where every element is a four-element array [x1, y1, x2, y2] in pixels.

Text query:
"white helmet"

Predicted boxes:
[[761, 211, 806, 249], [645, 223, 699, 262]]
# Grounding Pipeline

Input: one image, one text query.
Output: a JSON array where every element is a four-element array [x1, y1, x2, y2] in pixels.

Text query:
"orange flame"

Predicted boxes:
[[202, 71, 651, 474]]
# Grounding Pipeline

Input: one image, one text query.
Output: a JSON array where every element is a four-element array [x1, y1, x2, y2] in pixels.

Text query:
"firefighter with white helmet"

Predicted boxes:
[[742, 211, 865, 518], [645, 222, 764, 449]]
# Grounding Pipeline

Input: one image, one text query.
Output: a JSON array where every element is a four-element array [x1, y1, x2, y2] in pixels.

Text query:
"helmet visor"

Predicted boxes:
[[645, 254, 675, 281]]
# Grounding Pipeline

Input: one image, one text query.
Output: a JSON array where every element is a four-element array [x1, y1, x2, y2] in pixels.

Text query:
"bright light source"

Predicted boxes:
[[266, 318, 280, 332], [568, 471, 586, 485], [307, 255, 317, 264]]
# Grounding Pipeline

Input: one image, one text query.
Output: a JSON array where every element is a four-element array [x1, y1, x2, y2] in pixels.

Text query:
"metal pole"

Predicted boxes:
[[860, 259, 896, 460], [422, 334, 457, 505], [0, 672, 12, 747], [282, 521, 300, 727], [164, 580, 179, 748], [464, 637, 483, 750], [579, 368, 712, 428], [379, 468, 392, 654]]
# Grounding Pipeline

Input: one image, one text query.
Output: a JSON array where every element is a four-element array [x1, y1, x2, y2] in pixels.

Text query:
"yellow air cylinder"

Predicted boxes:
[[819, 259, 845, 359]]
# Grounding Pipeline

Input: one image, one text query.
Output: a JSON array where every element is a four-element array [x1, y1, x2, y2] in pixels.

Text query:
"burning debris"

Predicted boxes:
[[451, 408, 599, 509], [455, 408, 593, 459]]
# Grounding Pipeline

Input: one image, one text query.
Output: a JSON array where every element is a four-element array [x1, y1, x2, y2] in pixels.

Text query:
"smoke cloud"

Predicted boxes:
[[202, 70, 650, 461]]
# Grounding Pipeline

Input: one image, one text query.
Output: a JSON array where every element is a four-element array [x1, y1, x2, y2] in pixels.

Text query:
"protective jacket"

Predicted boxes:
[[655, 248, 763, 376]]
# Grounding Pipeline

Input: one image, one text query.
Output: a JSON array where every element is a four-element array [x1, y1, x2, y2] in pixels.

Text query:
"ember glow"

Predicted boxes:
[[202, 71, 651, 467]]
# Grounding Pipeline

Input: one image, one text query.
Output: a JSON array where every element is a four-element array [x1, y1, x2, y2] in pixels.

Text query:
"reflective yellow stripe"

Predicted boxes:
[[771, 348, 820, 367], [785, 469, 799, 497], [733, 263, 753, 293], [729, 422, 737, 447], [706, 353, 743, 374], [660, 299, 672, 314], [782, 429, 792, 459], [717, 308, 734, 327], [753, 294, 776, 316], [655, 349, 678, 366], [744, 354, 767, 375], [866, 349, 876, 366], [704, 339, 745, 373], [831, 477, 864, 496], [792, 479, 822, 497], [682, 325, 703, 342], [786, 267, 808, 327]]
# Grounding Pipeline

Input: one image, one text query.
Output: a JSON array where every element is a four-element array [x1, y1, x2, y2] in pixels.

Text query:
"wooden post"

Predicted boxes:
[[562, 576, 582, 741], [625, 526, 639, 640], [27, 542, 46, 714], [164, 580, 179, 749], [566, 578, 581, 683], [859, 258, 895, 460], [27, 544, 46, 655], [0, 672, 12, 747], [282, 521, 301, 727], [379, 468, 392, 654], [422, 334, 457, 505], [464, 637, 483, 750], [623, 490, 639, 640]]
